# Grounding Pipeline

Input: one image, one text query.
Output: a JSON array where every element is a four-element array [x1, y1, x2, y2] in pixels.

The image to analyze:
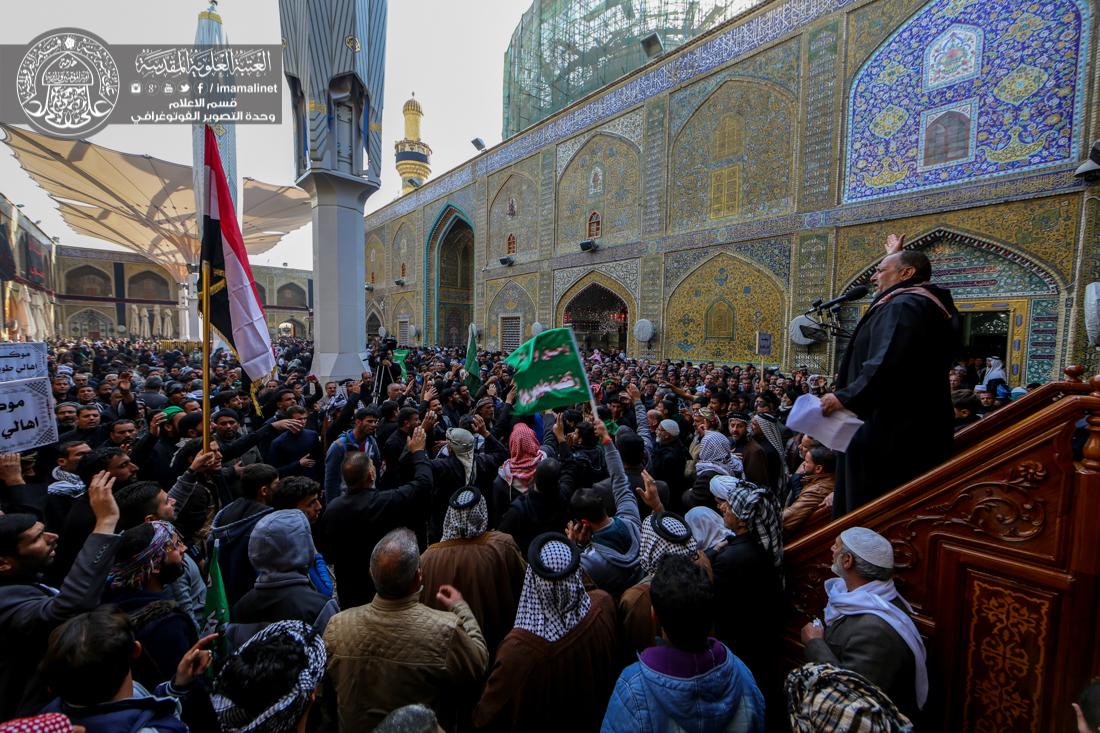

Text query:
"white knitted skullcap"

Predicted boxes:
[[840, 527, 894, 569]]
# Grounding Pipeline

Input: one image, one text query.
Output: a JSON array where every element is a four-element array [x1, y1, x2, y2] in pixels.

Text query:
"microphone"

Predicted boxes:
[[806, 285, 869, 314]]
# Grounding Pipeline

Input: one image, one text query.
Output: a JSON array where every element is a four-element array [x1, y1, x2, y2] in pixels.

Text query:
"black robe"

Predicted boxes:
[[833, 281, 958, 516]]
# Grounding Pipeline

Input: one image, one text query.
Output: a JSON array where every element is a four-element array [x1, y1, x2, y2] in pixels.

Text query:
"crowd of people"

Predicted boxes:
[[0, 330, 1093, 733]]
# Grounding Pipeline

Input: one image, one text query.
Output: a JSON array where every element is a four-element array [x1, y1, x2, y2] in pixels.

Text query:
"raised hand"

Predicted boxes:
[[407, 426, 427, 453], [436, 584, 464, 610], [88, 471, 119, 533], [173, 633, 218, 689], [885, 233, 905, 255]]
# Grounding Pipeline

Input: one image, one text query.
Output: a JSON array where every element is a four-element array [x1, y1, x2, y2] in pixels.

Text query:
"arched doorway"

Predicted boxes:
[[69, 309, 114, 339], [278, 318, 307, 337], [431, 210, 474, 347], [562, 283, 628, 353], [366, 311, 382, 338]]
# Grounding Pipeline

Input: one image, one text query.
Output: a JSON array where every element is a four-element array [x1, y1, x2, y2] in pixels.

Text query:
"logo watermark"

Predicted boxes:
[[16, 29, 119, 138], [1, 28, 282, 137]]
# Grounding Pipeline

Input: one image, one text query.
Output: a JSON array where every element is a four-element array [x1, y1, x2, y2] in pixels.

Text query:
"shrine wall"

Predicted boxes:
[[365, 0, 1099, 384]]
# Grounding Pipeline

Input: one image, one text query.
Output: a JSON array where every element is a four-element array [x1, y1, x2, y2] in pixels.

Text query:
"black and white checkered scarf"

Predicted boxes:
[[440, 489, 488, 542], [513, 539, 591, 642]]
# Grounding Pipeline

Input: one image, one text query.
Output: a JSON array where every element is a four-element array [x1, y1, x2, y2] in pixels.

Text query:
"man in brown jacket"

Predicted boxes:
[[728, 412, 770, 488], [473, 532, 619, 732], [323, 527, 487, 731], [782, 445, 836, 536], [420, 486, 527, 655]]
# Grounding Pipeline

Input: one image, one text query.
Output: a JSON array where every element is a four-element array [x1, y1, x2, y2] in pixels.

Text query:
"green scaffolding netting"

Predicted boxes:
[[502, 0, 766, 139]]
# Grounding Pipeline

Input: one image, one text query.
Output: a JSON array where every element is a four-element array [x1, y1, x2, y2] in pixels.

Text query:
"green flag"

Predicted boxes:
[[504, 327, 592, 416], [464, 328, 481, 393], [202, 540, 231, 663], [393, 349, 409, 380]]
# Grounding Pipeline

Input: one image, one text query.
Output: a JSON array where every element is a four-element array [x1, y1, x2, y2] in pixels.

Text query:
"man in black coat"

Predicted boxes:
[[822, 237, 958, 516], [315, 428, 432, 609]]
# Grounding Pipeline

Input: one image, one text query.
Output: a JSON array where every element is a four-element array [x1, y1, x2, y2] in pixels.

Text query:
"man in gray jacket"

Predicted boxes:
[[0, 469, 122, 718], [566, 420, 642, 599], [800, 527, 928, 723]]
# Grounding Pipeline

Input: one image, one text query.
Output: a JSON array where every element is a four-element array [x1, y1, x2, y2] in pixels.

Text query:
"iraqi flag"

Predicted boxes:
[[199, 125, 275, 380]]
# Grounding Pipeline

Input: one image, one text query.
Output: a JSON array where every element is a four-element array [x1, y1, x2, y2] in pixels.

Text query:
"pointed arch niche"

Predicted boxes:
[[555, 271, 638, 355], [426, 204, 475, 346], [665, 252, 786, 363]]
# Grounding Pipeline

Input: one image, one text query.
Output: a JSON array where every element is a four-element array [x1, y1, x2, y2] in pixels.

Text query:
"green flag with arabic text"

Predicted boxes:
[[464, 328, 481, 393], [503, 327, 591, 415]]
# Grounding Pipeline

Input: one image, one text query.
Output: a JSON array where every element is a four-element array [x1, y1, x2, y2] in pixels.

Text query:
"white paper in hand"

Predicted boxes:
[[787, 393, 864, 452]]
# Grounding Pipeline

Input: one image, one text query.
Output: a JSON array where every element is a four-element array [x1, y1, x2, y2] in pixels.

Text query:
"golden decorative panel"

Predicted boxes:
[[670, 78, 797, 232], [488, 167, 539, 265], [664, 253, 785, 363], [555, 134, 641, 253]]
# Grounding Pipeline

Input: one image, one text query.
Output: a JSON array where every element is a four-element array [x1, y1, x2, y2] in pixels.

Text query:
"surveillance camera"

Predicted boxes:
[[1074, 139, 1100, 181], [364, 284, 374, 291], [499, 256, 514, 266]]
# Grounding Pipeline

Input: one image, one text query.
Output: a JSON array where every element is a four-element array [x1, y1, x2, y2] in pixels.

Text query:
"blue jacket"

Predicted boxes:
[[601, 642, 765, 733], [324, 429, 380, 503], [42, 681, 189, 733]]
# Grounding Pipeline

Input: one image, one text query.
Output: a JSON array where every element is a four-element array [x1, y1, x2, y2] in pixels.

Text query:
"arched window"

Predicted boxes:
[[276, 282, 307, 308], [370, 271, 376, 284], [65, 265, 111, 297], [705, 300, 735, 340], [589, 165, 604, 196], [714, 114, 743, 159], [709, 165, 742, 219], [587, 211, 602, 239], [506, 234, 517, 255], [254, 282, 267, 305], [400, 262, 407, 278], [128, 271, 170, 300], [922, 110, 971, 167]]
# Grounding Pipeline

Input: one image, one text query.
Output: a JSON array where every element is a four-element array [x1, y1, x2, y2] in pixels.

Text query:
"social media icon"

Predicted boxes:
[[179, 83, 191, 93], [130, 82, 142, 94], [163, 83, 174, 94]]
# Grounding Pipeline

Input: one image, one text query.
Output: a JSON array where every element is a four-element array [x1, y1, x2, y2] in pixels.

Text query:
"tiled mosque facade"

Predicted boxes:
[[365, 0, 1098, 386]]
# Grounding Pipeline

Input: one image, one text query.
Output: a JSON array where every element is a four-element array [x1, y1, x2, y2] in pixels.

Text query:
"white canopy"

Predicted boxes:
[[1, 125, 310, 282]]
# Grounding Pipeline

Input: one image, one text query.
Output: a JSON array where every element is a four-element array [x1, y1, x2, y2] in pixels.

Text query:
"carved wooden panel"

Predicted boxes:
[[961, 575, 1053, 733], [782, 381, 1100, 732]]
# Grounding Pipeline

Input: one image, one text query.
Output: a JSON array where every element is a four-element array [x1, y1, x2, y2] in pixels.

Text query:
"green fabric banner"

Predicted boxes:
[[464, 329, 481, 393], [504, 327, 592, 416], [202, 540, 231, 664], [393, 349, 409, 380]]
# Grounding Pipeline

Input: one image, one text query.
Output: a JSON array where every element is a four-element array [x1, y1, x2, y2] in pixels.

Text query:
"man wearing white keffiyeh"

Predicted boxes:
[[705, 475, 787, 716], [800, 527, 927, 724], [474, 533, 620, 732], [683, 431, 744, 512], [420, 487, 526, 653], [620, 511, 708, 656]]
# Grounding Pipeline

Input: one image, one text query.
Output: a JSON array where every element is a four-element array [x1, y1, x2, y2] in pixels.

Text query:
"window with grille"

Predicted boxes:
[[506, 234, 517, 255], [709, 165, 741, 219], [587, 211, 602, 239], [501, 316, 522, 353], [922, 110, 971, 167], [714, 114, 743, 159], [398, 319, 410, 346]]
